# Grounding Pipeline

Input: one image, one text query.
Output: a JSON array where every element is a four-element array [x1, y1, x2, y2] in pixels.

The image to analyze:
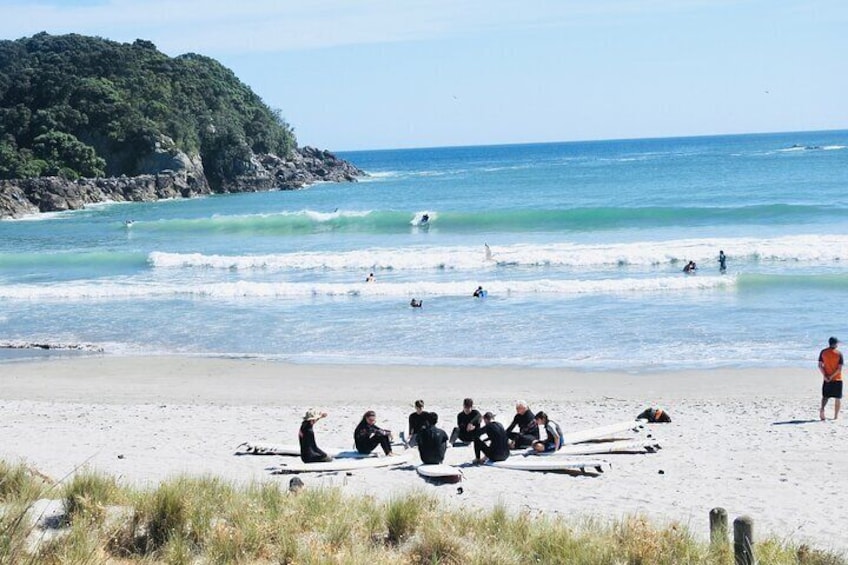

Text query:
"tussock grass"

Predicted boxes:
[[0, 461, 845, 564]]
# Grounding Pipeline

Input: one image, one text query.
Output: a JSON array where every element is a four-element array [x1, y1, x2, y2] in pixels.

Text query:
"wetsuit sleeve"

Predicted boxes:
[[505, 414, 519, 434]]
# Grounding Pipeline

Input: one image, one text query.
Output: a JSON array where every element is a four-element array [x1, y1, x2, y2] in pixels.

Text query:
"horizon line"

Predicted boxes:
[[333, 127, 848, 154]]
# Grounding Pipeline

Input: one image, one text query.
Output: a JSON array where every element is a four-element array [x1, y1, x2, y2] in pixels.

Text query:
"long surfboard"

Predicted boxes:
[[486, 458, 610, 474], [525, 439, 660, 457], [235, 442, 378, 459], [272, 452, 412, 474], [560, 420, 645, 446], [417, 464, 463, 483]]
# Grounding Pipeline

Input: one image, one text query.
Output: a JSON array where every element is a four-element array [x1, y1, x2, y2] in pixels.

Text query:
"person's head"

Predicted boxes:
[[428, 412, 439, 426], [463, 398, 474, 413], [515, 401, 528, 415], [303, 408, 321, 422], [829, 336, 839, 348], [362, 410, 377, 424], [483, 411, 495, 423], [720, 250, 724, 255], [414, 399, 425, 411], [534, 410, 549, 425]]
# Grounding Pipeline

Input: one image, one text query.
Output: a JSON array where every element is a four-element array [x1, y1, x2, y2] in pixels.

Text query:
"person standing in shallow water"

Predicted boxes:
[[819, 337, 843, 420], [718, 250, 727, 273]]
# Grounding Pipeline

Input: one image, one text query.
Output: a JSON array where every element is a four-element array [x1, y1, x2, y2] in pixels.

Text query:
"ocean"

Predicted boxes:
[[1, 130, 847, 371]]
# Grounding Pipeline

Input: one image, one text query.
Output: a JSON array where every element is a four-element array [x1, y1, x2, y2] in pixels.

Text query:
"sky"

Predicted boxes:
[[0, 0, 846, 151]]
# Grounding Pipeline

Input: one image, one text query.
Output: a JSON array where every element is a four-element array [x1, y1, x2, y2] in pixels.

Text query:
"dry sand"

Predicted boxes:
[[0, 355, 844, 553]]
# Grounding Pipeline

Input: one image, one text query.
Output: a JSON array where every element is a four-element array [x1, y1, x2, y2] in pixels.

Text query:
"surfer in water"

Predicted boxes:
[[683, 260, 697, 274], [420, 213, 429, 224], [299, 409, 333, 463], [484, 243, 492, 261], [410, 298, 423, 308], [473, 286, 486, 298], [366, 272, 375, 283], [718, 250, 727, 273]]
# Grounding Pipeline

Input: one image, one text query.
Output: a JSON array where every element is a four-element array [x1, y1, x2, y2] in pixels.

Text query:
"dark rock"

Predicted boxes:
[[0, 145, 364, 219]]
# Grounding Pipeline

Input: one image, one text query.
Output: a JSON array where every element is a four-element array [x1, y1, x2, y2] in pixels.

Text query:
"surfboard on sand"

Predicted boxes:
[[272, 452, 413, 474], [559, 420, 645, 446], [486, 458, 610, 474], [235, 442, 378, 459], [525, 439, 661, 457], [417, 464, 463, 483]]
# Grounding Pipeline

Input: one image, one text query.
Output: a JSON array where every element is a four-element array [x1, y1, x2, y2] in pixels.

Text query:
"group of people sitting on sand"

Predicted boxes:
[[298, 398, 565, 466]]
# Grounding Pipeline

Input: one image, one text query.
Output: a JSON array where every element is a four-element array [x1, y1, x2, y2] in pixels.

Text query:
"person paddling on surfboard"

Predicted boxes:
[[473, 286, 487, 298], [299, 409, 333, 463], [354, 410, 397, 456], [473, 412, 510, 464]]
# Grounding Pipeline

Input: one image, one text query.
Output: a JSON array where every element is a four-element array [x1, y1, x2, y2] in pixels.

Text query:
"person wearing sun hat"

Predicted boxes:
[[299, 408, 332, 463], [819, 337, 843, 421]]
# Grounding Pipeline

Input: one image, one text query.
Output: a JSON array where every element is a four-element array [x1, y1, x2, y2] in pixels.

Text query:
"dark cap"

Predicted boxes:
[[829, 336, 839, 347], [483, 411, 495, 420], [414, 399, 424, 409]]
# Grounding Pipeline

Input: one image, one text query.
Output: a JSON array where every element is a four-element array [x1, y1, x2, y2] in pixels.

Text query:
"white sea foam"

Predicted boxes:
[[0, 275, 733, 301], [148, 234, 848, 272]]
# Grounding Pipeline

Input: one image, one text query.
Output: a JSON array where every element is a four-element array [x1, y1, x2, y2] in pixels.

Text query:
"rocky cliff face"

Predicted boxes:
[[0, 146, 364, 219]]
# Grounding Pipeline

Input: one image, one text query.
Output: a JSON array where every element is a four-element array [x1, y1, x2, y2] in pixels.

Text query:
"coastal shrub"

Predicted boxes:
[[1, 461, 847, 564], [63, 469, 122, 525], [0, 461, 48, 502], [384, 492, 432, 544]]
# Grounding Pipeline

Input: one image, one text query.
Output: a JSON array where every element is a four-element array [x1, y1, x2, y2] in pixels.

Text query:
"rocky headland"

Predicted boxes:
[[0, 145, 364, 219]]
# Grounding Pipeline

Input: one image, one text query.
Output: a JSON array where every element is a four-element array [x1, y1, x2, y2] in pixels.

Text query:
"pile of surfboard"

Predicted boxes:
[[235, 442, 415, 474], [488, 418, 660, 475]]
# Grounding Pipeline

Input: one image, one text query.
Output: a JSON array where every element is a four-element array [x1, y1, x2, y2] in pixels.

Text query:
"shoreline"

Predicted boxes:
[[1, 355, 844, 553]]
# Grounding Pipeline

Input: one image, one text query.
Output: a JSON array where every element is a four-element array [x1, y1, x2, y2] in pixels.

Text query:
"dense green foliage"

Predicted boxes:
[[0, 32, 296, 183]]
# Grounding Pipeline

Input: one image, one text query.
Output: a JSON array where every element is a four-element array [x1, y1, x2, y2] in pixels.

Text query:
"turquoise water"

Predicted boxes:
[[1, 130, 847, 370]]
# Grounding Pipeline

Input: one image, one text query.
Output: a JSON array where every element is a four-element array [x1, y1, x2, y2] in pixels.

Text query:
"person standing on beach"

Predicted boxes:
[[417, 412, 448, 464], [718, 250, 727, 273], [819, 337, 843, 420], [299, 409, 333, 463], [506, 401, 539, 449], [473, 412, 510, 464], [449, 398, 482, 445], [354, 410, 396, 455]]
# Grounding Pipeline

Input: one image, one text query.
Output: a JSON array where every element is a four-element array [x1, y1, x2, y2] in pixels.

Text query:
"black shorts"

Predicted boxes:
[[822, 380, 843, 399]]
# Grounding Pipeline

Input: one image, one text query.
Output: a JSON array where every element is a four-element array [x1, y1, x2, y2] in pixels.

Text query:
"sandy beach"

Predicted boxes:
[[0, 355, 844, 553]]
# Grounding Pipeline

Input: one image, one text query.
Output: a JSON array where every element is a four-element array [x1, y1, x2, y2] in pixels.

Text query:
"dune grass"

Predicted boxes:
[[0, 461, 845, 564]]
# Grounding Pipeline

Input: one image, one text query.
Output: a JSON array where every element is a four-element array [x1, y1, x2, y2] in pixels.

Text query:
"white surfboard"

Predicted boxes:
[[525, 440, 660, 457], [236, 443, 378, 459], [417, 464, 463, 483], [272, 452, 412, 474], [560, 420, 645, 446], [486, 458, 610, 473]]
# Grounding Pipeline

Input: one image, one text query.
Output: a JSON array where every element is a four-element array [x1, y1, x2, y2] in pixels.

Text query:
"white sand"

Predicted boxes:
[[0, 356, 844, 553]]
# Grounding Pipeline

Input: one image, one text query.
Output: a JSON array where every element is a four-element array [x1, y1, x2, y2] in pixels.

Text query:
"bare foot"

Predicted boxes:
[[820, 410, 826, 421]]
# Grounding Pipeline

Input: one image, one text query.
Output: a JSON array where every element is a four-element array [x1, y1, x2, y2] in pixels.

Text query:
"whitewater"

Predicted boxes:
[[1, 130, 846, 370]]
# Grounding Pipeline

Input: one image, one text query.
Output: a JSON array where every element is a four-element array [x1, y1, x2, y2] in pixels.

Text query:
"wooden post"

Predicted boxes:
[[733, 515, 754, 565], [709, 507, 728, 545]]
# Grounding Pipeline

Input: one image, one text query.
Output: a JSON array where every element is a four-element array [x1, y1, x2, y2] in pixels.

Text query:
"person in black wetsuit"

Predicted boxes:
[[406, 399, 429, 447], [354, 410, 395, 455], [299, 409, 332, 463], [417, 412, 448, 464], [505, 400, 539, 449], [449, 397, 482, 445], [473, 412, 510, 464]]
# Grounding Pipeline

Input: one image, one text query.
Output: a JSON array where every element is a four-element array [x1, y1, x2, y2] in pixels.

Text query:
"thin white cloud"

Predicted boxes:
[[0, 0, 754, 55]]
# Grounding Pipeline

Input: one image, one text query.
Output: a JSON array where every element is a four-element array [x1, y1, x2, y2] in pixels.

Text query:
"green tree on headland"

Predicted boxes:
[[0, 32, 296, 187]]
